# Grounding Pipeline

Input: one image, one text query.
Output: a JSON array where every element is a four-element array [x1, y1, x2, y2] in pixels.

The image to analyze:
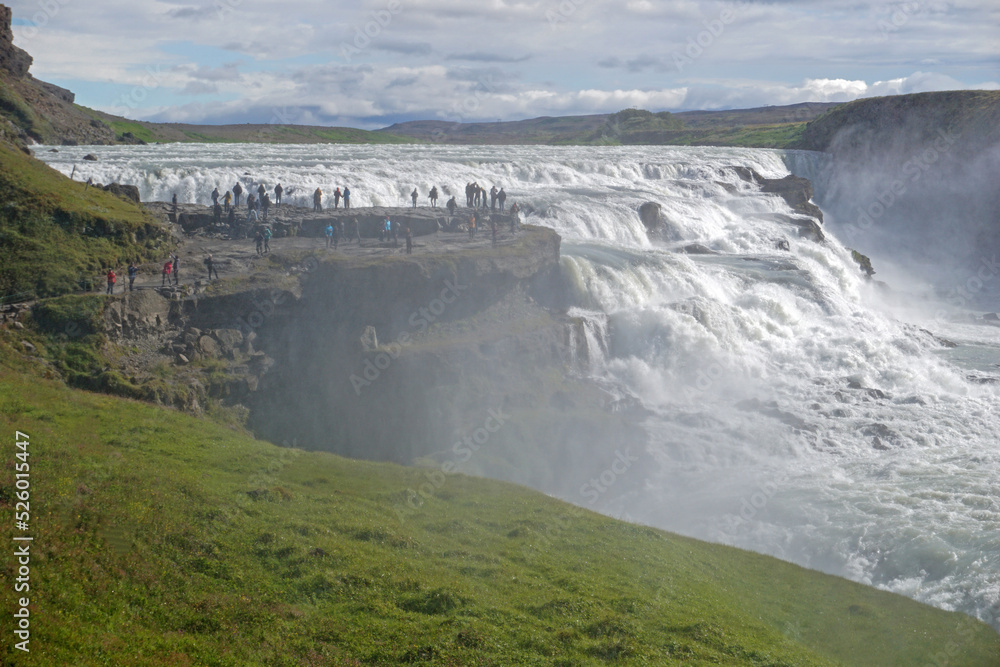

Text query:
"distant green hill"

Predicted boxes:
[[377, 103, 841, 148], [2, 355, 998, 665]]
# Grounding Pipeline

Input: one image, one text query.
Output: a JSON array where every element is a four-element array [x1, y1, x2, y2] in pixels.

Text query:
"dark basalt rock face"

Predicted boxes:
[[759, 174, 824, 223], [0, 5, 32, 79]]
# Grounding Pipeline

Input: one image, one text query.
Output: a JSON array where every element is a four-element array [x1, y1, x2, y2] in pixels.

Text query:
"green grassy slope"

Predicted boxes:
[[795, 90, 1000, 153], [1, 352, 997, 665], [0, 140, 171, 301]]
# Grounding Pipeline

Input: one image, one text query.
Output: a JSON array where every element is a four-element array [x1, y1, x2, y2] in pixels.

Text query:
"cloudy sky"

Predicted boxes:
[[9, 0, 999, 129]]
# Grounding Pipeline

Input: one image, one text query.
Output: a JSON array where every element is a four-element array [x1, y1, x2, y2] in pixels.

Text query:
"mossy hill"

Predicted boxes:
[[794, 90, 1000, 154], [0, 139, 171, 301]]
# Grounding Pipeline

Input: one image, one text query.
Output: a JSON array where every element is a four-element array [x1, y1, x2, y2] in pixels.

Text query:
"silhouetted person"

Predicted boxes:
[[334, 187, 342, 209], [205, 254, 219, 280], [127, 262, 137, 291], [233, 182, 243, 206], [447, 196, 457, 215], [343, 187, 351, 209], [211, 187, 220, 206], [224, 190, 232, 213], [411, 188, 419, 208], [171, 253, 180, 285], [498, 187, 506, 212], [429, 186, 438, 207], [274, 183, 283, 206]]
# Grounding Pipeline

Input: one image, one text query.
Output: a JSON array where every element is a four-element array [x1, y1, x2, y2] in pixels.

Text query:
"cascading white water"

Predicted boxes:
[[38, 143, 1000, 629]]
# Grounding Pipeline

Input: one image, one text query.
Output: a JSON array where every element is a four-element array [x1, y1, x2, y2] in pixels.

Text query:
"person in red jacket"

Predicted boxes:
[[162, 260, 172, 287], [106, 269, 116, 294]]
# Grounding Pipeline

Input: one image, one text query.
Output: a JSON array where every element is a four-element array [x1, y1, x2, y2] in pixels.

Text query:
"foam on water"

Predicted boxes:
[[37, 143, 1000, 628]]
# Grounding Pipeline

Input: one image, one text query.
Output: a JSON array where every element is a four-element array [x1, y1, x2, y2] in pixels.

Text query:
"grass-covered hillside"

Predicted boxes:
[[0, 139, 171, 301], [795, 90, 1000, 153], [377, 103, 840, 148], [1, 342, 999, 665], [74, 107, 420, 146]]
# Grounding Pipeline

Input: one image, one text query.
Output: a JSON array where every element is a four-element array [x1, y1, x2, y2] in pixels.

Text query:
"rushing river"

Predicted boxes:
[[38, 143, 1000, 629]]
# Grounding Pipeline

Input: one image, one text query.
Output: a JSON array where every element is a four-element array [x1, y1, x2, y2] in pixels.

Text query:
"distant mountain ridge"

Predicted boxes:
[[377, 103, 841, 147]]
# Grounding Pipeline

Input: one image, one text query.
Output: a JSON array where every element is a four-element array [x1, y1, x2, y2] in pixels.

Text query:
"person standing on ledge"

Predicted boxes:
[[211, 187, 220, 207], [106, 268, 116, 295], [498, 187, 507, 212], [257, 183, 266, 203], [325, 223, 334, 249], [263, 226, 272, 254], [171, 193, 178, 217], [313, 187, 323, 211], [411, 188, 419, 208], [161, 259, 172, 287], [223, 189, 232, 213], [205, 254, 219, 280], [447, 196, 457, 216], [274, 183, 283, 206], [429, 186, 439, 207], [233, 182, 243, 207], [343, 186, 351, 209], [334, 187, 342, 209], [127, 262, 138, 292], [171, 253, 180, 285]]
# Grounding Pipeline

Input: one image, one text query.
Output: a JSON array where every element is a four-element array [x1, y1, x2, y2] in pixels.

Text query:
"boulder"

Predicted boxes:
[[638, 202, 662, 232], [83, 154, 98, 162], [102, 183, 141, 204], [213, 329, 244, 350], [198, 335, 220, 357], [760, 174, 824, 223], [681, 243, 718, 255]]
